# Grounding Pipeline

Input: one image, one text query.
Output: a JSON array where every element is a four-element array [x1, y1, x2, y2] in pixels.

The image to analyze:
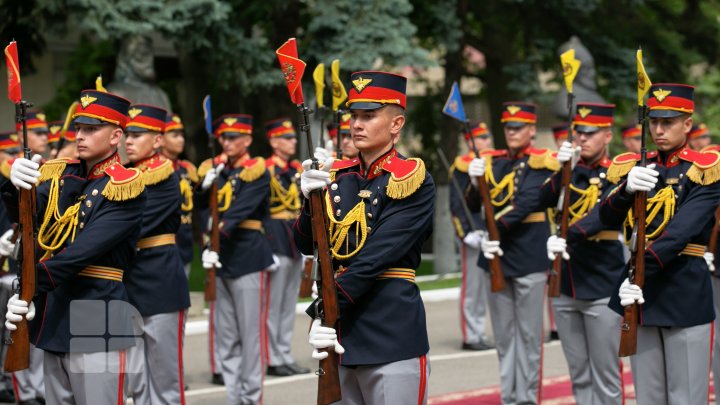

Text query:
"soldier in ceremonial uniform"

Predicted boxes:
[[16, 111, 48, 158], [4, 89, 146, 405], [601, 83, 720, 404], [160, 113, 198, 278], [299, 71, 434, 404], [552, 124, 569, 148], [449, 122, 493, 351], [263, 118, 310, 377], [688, 123, 712, 151], [540, 103, 625, 404], [622, 124, 642, 154], [466, 102, 556, 405], [123, 104, 190, 404], [47, 120, 62, 158], [337, 114, 359, 159], [199, 114, 273, 405]]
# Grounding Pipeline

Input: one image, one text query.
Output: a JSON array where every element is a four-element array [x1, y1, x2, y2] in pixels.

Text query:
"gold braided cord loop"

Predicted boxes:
[[324, 194, 367, 260], [568, 183, 600, 225], [217, 181, 233, 213], [269, 175, 300, 214], [179, 178, 194, 212], [484, 157, 514, 207], [37, 176, 81, 260], [624, 185, 676, 241]]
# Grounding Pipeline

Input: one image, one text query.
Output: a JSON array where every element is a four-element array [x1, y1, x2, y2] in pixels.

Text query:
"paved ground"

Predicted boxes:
[[178, 291, 638, 404]]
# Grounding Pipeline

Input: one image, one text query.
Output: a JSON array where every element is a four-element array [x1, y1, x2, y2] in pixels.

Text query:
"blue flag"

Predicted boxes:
[[442, 82, 466, 123], [202, 95, 213, 137]]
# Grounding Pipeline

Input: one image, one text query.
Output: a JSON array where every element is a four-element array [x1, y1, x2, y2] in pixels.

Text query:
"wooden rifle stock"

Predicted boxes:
[[476, 175, 505, 292], [548, 161, 572, 297], [205, 181, 220, 302], [299, 257, 314, 298]]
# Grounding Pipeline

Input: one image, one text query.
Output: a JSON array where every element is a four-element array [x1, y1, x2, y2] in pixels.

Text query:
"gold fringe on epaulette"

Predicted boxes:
[[544, 153, 561, 172], [198, 159, 213, 179], [606, 160, 636, 184], [102, 169, 144, 201], [142, 160, 174, 186], [528, 151, 555, 171], [0, 160, 10, 180], [239, 157, 266, 182], [386, 158, 426, 199], [184, 161, 199, 183], [38, 159, 68, 183], [687, 162, 720, 185], [453, 156, 469, 173]]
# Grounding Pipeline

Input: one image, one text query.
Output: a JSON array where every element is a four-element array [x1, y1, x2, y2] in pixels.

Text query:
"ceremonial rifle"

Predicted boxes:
[[202, 95, 219, 302], [548, 49, 581, 297], [435, 148, 480, 234], [619, 48, 651, 357], [4, 40, 37, 372], [277, 38, 341, 405]]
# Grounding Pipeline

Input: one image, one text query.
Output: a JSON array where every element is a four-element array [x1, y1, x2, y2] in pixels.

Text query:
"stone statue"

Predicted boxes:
[[552, 36, 606, 119], [107, 35, 171, 110]]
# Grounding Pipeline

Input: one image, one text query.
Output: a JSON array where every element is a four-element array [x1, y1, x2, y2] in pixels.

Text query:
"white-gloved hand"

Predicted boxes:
[[311, 281, 318, 300], [705, 251, 715, 272], [301, 157, 334, 198], [5, 294, 35, 331], [0, 229, 15, 257], [463, 230, 486, 250], [625, 164, 658, 194], [267, 254, 280, 272], [618, 278, 645, 307], [200, 163, 225, 191], [314, 147, 331, 162], [546, 235, 570, 261], [10, 154, 42, 190], [201, 249, 221, 269], [468, 157, 485, 187], [480, 238, 503, 260], [556, 141, 581, 166], [309, 319, 345, 360]]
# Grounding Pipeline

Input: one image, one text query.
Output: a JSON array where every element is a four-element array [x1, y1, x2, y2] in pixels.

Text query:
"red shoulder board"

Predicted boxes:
[[701, 144, 720, 153], [105, 163, 141, 183], [290, 160, 303, 170], [102, 163, 144, 201], [612, 152, 640, 164], [241, 158, 259, 168], [331, 157, 360, 171], [479, 149, 507, 157], [679, 148, 720, 168], [383, 156, 426, 199], [383, 155, 419, 178], [525, 147, 549, 156], [599, 157, 612, 168], [265, 158, 275, 168], [144, 155, 168, 170]]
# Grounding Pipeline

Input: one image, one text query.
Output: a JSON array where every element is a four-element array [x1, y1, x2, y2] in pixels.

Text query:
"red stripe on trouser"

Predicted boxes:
[[418, 354, 427, 405], [10, 373, 19, 401], [709, 321, 715, 405], [117, 350, 126, 405], [209, 301, 216, 374], [460, 244, 468, 343], [178, 311, 186, 405], [619, 360, 626, 405], [259, 272, 267, 405]]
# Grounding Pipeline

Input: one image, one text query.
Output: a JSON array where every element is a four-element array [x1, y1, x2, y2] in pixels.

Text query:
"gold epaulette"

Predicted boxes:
[[238, 157, 266, 182], [142, 158, 174, 186], [383, 157, 426, 199], [39, 158, 79, 183], [606, 152, 639, 184], [0, 159, 12, 180], [452, 155, 472, 174], [527, 149, 560, 172], [198, 158, 213, 179], [181, 160, 199, 183], [681, 148, 720, 185], [102, 164, 144, 201], [290, 159, 304, 174]]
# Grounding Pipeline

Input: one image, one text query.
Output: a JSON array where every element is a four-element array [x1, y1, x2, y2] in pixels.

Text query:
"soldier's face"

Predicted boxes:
[[75, 123, 123, 162], [350, 106, 404, 153], [471, 135, 492, 152], [340, 133, 359, 158], [221, 134, 252, 158], [623, 137, 641, 154], [689, 135, 711, 151], [269, 136, 297, 158], [161, 130, 185, 156], [23, 130, 47, 155], [125, 131, 161, 162], [649, 115, 692, 152], [503, 124, 535, 151], [576, 128, 611, 162]]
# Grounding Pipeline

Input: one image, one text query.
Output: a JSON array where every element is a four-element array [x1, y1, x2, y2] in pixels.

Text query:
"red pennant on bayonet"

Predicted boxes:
[[276, 38, 306, 105], [4, 41, 21, 104]]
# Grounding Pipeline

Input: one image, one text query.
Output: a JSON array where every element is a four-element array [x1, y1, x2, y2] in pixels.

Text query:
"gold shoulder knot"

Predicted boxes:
[[384, 157, 426, 199], [142, 159, 174, 186], [239, 157, 266, 182], [102, 164, 144, 201], [39, 158, 79, 183]]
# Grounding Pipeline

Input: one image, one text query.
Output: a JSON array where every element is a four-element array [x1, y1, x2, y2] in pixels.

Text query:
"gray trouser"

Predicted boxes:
[[209, 301, 222, 375], [486, 271, 546, 405], [460, 244, 488, 344], [217, 272, 267, 405], [552, 295, 623, 404], [631, 323, 712, 405], [127, 310, 187, 405], [333, 354, 430, 405], [0, 276, 13, 392], [44, 350, 127, 405], [712, 276, 720, 392], [267, 254, 303, 366], [12, 344, 44, 401]]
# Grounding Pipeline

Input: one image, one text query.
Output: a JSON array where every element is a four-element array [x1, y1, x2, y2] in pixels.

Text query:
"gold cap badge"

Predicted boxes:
[[352, 77, 372, 93], [506, 105, 521, 115], [128, 108, 143, 119], [653, 89, 671, 102], [80, 94, 97, 108], [578, 107, 592, 118], [224, 117, 238, 127]]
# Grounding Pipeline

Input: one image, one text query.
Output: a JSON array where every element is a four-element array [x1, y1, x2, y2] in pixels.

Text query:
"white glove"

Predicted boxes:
[[705, 251, 715, 272], [0, 229, 15, 257], [200, 163, 225, 191], [480, 238, 503, 260], [618, 278, 645, 307], [626, 164, 658, 194], [5, 293, 35, 331], [314, 139, 335, 161], [468, 157, 485, 187], [309, 318, 345, 360], [201, 249, 221, 269], [10, 154, 42, 190], [556, 141, 581, 166], [267, 254, 280, 272], [546, 235, 570, 261], [311, 281, 318, 300], [300, 157, 334, 198], [463, 230, 486, 250]]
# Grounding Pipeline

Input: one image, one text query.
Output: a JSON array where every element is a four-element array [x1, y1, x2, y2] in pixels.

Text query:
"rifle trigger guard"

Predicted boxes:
[[621, 321, 630, 332], [315, 367, 325, 376]]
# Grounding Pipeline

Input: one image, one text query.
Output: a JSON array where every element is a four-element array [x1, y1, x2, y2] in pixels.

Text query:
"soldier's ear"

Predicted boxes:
[[109, 126, 124, 146]]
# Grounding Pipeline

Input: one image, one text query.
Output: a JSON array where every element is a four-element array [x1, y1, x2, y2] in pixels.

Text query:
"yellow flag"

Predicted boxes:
[[95, 75, 107, 92], [560, 49, 581, 93], [636, 48, 652, 106], [60, 101, 79, 136], [331, 59, 347, 111], [313, 63, 325, 108]]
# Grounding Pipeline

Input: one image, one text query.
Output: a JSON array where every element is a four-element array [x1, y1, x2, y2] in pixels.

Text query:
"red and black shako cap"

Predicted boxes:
[[573, 102, 615, 133], [73, 90, 131, 128], [265, 118, 296, 139], [552, 124, 569, 140], [622, 124, 641, 139], [213, 114, 252, 138], [126, 104, 168, 133], [347, 71, 407, 110], [501, 102, 536, 128], [689, 123, 709, 139], [165, 113, 184, 133], [47, 120, 63, 145], [647, 83, 694, 118]]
